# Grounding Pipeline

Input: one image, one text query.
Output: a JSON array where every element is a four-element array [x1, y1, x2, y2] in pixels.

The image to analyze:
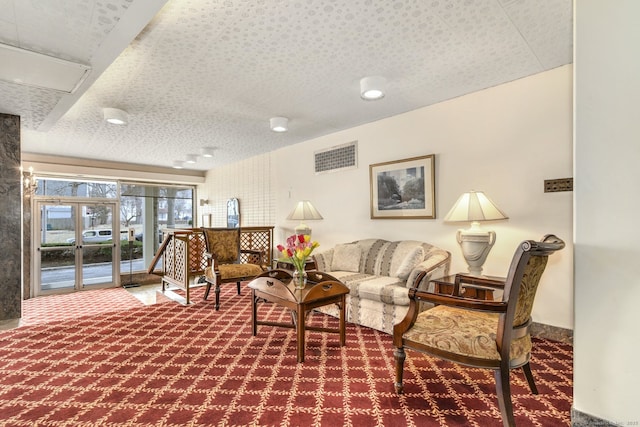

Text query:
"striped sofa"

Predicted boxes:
[[313, 239, 450, 334]]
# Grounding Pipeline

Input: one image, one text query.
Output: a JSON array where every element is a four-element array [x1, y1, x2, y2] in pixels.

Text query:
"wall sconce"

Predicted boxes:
[[199, 199, 210, 206], [185, 154, 197, 164], [23, 166, 38, 196]]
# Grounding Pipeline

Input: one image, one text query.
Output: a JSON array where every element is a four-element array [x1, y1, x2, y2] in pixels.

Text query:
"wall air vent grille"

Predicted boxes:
[[314, 141, 358, 174]]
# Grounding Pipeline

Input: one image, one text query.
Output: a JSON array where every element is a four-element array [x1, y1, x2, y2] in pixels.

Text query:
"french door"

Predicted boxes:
[[34, 201, 119, 295]]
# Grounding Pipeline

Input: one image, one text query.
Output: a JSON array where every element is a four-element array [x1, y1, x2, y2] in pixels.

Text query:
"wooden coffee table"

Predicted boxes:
[[248, 269, 349, 363]]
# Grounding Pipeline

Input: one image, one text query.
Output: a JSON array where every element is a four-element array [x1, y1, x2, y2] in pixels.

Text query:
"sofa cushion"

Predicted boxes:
[[395, 246, 425, 280], [368, 241, 426, 279], [328, 271, 411, 306], [331, 243, 361, 272]]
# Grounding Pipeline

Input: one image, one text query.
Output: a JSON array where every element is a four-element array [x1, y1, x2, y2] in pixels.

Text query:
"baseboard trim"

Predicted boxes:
[[531, 322, 573, 345], [572, 408, 618, 426]]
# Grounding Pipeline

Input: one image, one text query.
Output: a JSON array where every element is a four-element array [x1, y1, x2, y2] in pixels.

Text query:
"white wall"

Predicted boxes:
[[574, 1, 640, 423], [201, 65, 574, 329]]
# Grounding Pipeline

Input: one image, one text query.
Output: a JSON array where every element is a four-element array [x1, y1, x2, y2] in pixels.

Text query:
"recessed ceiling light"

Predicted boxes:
[[185, 154, 197, 164], [270, 117, 288, 132], [103, 107, 128, 125], [172, 160, 184, 169], [360, 76, 386, 101]]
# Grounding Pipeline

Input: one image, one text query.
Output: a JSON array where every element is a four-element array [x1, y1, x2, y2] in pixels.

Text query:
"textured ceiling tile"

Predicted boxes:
[[503, 0, 573, 69], [4, 0, 573, 170], [10, 0, 128, 63]]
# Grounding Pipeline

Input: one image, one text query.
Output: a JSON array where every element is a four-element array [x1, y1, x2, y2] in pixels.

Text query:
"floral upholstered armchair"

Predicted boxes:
[[393, 235, 565, 427], [202, 227, 266, 310]]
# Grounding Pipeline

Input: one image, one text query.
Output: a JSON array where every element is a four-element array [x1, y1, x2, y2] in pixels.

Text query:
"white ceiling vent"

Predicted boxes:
[[0, 43, 91, 93], [314, 141, 358, 174]]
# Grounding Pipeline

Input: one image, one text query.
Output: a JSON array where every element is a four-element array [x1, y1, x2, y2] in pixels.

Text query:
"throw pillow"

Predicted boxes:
[[331, 244, 362, 272], [394, 246, 425, 280]]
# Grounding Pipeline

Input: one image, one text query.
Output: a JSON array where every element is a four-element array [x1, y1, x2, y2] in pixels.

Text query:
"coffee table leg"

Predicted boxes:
[[339, 296, 346, 346], [297, 306, 305, 363]]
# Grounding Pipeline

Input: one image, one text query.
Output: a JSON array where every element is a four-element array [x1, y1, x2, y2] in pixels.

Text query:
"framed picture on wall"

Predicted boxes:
[[369, 154, 435, 219]]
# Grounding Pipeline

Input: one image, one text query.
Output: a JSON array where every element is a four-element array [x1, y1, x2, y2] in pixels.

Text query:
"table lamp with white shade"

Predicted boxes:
[[443, 191, 508, 276], [287, 200, 323, 236]]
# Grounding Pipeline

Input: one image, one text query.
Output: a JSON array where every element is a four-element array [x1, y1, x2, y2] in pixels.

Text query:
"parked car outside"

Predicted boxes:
[[67, 229, 115, 244]]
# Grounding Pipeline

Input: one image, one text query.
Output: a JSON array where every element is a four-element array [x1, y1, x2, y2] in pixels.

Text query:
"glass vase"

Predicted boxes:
[[292, 268, 307, 289]]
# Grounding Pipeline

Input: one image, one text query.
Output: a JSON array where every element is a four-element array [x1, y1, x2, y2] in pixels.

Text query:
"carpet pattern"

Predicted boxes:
[[0, 286, 572, 426], [19, 287, 145, 327]]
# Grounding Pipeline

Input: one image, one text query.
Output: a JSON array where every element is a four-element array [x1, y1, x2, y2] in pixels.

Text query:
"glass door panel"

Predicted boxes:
[[79, 203, 117, 288], [36, 202, 118, 295], [38, 203, 77, 292]]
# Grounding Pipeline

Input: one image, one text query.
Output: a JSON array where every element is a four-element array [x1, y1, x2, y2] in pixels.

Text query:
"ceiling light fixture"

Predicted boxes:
[[270, 116, 289, 132], [201, 147, 215, 158], [185, 154, 197, 164], [172, 160, 184, 169], [360, 76, 386, 100], [103, 107, 128, 125]]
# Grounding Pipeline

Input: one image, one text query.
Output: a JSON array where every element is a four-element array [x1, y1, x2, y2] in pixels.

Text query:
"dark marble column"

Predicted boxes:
[[0, 113, 22, 321]]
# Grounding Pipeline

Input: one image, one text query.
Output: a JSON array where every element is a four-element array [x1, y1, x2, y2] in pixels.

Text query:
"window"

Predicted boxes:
[[120, 182, 195, 270], [36, 178, 117, 198], [34, 177, 195, 272]]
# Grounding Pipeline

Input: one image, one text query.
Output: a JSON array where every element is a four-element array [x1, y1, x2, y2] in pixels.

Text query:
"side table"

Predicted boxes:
[[248, 269, 348, 363], [431, 273, 506, 301]]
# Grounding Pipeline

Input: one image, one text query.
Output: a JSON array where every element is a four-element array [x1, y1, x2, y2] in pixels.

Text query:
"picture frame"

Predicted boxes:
[[369, 154, 435, 219]]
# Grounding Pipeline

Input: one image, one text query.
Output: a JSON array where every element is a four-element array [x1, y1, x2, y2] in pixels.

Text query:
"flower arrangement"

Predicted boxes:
[[277, 234, 320, 288]]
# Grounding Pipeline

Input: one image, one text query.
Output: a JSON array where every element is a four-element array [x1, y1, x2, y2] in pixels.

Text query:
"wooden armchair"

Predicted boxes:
[[202, 227, 266, 310], [393, 235, 565, 427]]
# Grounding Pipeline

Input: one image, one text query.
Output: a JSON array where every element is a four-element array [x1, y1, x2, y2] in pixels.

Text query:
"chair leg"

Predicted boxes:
[[236, 281, 241, 295], [394, 347, 406, 394], [494, 368, 516, 427], [203, 281, 212, 300], [522, 362, 539, 394], [215, 282, 221, 311]]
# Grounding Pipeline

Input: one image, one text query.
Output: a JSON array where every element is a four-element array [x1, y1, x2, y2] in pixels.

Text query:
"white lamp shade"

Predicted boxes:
[[287, 200, 323, 221], [444, 191, 508, 222]]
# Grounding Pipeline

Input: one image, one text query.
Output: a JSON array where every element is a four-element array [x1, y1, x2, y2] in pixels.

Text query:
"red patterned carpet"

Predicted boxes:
[[0, 286, 572, 426], [20, 287, 145, 327]]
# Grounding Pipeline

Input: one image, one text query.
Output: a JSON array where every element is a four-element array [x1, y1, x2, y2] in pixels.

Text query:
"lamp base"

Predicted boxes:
[[456, 223, 496, 276], [295, 223, 311, 236]]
